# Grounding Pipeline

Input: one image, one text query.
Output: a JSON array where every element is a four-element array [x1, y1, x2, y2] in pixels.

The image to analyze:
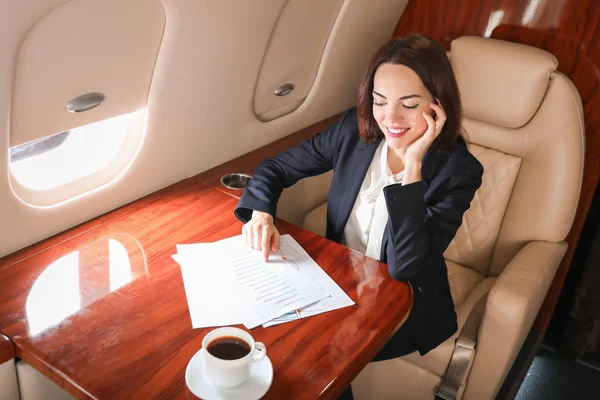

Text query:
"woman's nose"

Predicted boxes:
[[386, 105, 406, 123]]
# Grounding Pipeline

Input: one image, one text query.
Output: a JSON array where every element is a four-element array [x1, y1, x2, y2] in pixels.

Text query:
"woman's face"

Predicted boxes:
[[372, 63, 434, 151]]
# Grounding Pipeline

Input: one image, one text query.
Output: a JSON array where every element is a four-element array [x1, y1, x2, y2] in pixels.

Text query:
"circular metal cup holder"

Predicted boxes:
[[220, 173, 252, 190]]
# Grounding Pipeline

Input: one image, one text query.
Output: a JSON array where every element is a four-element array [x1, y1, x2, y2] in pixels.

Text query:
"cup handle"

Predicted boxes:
[[253, 342, 266, 362]]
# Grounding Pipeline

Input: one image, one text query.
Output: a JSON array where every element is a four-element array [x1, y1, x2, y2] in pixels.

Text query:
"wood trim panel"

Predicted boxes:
[[0, 183, 412, 399], [0, 334, 15, 364], [393, 0, 600, 333]]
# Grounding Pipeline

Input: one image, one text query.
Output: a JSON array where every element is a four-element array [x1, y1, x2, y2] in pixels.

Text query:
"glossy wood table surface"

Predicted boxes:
[[0, 182, 412, 399]]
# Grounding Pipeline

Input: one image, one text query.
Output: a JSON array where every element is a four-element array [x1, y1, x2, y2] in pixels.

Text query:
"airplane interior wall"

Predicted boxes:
[[0, 0, 409, 258]]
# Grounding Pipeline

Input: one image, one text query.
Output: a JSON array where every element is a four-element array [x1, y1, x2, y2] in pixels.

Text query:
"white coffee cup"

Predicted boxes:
[[202, 327, 266, 388]]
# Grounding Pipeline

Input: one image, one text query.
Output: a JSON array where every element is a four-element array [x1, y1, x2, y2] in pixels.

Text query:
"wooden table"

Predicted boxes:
[[0, 182, 412, 399]]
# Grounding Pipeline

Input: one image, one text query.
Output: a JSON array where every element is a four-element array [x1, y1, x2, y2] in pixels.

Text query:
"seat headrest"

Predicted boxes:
[[450, 36, 558, 129]]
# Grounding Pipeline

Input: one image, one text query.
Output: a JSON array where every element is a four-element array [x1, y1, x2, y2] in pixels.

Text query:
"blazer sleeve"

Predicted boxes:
[[234, 109, 356, 223], [382, 163, 483, 282]]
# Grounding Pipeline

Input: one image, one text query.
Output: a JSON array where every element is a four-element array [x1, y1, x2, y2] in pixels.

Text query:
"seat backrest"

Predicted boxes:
[[443, 36, 584, 277]]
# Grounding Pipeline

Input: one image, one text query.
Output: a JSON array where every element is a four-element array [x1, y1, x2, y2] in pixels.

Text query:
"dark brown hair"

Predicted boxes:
[[357, 34, 465, 151]]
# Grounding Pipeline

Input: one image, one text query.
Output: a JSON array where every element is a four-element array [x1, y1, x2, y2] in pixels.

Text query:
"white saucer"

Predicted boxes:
[[185, 348, 273, 400]]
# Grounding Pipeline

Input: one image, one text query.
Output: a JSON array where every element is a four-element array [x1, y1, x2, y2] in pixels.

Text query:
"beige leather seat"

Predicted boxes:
[[302, 36, 584, 399], [0, 358, 19, 400]]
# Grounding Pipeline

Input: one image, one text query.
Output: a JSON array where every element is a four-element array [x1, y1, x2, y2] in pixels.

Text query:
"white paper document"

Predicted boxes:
[[261, 236, 355, 327], [172, 235, 354, 329]]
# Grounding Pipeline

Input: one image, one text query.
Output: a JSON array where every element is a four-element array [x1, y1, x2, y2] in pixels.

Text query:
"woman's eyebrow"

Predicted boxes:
[[398, 94, 421, 100], [372, 91, 421, 101], [372, 90, 387, 99]]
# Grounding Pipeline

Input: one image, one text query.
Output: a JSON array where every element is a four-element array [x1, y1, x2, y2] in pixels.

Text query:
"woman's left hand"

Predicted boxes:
[[405, 100, 446, 164]]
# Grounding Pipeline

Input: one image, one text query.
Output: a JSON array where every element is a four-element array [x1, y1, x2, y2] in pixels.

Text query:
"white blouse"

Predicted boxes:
[[342, 140, 404, 260]]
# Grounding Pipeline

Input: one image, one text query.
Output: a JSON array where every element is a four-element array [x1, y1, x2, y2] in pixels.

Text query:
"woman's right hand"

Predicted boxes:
[[242, 210, 280, 262]]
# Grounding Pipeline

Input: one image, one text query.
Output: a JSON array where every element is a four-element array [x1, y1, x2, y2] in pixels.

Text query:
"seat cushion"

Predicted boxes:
[[302, 201, 327, 237], [402, 266, 491, 377], [353, 277, 496, 399], [447, 260, 485, 307]]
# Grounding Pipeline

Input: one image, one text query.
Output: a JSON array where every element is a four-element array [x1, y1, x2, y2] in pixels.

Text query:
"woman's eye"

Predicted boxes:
[[373, 102, 386, 107], [403, 104, 419, 109]]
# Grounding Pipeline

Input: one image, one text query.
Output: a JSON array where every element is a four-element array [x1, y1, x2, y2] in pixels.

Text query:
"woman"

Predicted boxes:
[[234, 33, 483, 378]]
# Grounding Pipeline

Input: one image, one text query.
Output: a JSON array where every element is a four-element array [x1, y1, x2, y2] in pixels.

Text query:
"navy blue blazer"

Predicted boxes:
[[235, 108, 483, 355]]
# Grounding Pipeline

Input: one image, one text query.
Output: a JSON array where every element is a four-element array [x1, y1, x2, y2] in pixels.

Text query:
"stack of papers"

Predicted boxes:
[[172, 234, 354, 329]]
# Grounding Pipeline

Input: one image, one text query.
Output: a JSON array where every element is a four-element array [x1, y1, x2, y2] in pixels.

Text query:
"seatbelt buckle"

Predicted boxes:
[[434, 388, 455, 400]]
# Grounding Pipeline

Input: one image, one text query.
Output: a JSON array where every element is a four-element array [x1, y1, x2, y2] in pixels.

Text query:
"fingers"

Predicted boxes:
[[271, 230, 280, 253], [241, 222, 264, 251], [242, 224, 247, 245], [429, 102, 446, 124], [429, 100, 446, 137], [253, 224, 262, 250], [422, 111, 435, 138], [241, 213, 280, 262], [261, 226, 270, 262], [242, 224, 253, 248]]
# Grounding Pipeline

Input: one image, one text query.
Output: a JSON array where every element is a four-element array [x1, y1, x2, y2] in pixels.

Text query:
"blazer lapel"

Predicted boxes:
[[332, 136, 382, 242]]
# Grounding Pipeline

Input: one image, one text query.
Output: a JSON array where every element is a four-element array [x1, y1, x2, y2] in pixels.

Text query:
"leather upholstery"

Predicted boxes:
[[446, 261, 484, 308], [450, 36, 558, 129], [16, 360, 73, 400], [0, 359, 19, 400], [352, 278, 496, 399], [473, 72, 584, 275], [443, 144, 522, 275], [302, 200, 328, 237], [280, 171, 332, 228], [463, 241, 566, 399], [301, 36, 584, 399]]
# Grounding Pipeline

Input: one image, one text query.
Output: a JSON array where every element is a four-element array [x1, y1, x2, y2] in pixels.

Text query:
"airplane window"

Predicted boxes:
[[9, 109, 145, 192]]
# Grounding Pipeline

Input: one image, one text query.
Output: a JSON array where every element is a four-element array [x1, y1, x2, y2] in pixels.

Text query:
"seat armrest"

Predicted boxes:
[[463, 240, 567, 400]]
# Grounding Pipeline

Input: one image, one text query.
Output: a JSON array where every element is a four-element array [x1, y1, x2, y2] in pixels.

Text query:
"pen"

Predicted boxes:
[[277, 248, 287, 260]]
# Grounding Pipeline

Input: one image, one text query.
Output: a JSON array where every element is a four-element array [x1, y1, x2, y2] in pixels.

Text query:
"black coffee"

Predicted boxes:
[[207, 336, 251, 360]]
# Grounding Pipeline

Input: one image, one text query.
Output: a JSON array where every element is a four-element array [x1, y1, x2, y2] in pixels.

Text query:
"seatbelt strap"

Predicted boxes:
[[434, 294, 488, 400]]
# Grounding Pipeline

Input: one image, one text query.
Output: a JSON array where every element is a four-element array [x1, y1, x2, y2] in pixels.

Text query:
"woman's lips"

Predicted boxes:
[[386, 127, 409, 138]]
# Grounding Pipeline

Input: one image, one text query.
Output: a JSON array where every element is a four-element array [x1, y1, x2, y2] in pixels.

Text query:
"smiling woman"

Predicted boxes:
[[371, 65, 434, 153], [234, 35, 484, 400], [357, 34, 465, 152]]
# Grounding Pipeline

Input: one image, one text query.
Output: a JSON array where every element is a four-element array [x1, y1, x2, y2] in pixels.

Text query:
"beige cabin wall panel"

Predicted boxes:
[[143, 0, 410, 182], [0, 0, 408, 257], [10, 0, 165, 147], [253, 0, 345, 119]]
